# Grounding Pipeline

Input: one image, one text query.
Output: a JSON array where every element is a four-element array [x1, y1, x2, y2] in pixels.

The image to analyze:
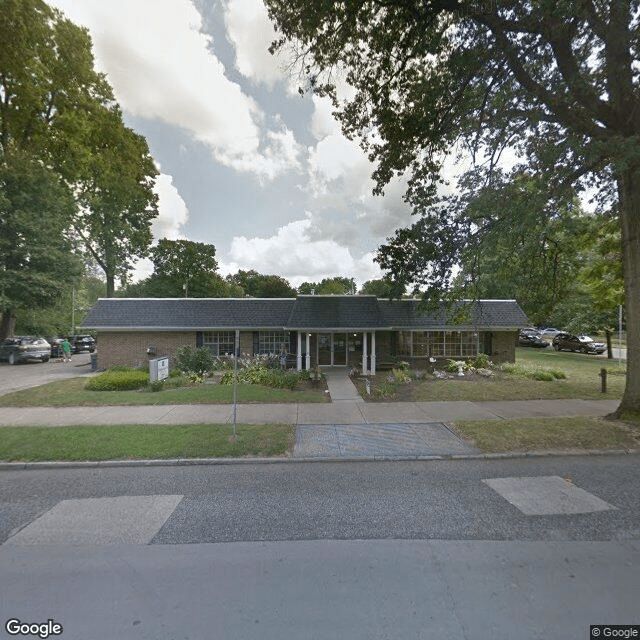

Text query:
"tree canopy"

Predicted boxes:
[[1, 0, 158, 317], [266, 0, 640, 414]]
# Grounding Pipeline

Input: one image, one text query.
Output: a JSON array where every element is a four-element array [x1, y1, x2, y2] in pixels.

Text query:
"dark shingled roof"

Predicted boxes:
[[286, 295, 385, 329], [82, 298, 295, 330], [378, 299, 529, 330], [82, 296, 528, 331]]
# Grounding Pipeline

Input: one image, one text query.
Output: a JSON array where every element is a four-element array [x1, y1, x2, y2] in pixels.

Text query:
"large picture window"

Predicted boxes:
[[258, 331, 287, 354], [202, 331, 235, 356], [397, 331, 478, 358]]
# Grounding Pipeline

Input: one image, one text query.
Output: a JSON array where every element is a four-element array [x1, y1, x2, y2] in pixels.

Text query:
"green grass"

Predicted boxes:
[[451, 416, 640, 453], [0, 423, 295, 461], [0, 377, 328, 407], [408, 348, 627, 402]]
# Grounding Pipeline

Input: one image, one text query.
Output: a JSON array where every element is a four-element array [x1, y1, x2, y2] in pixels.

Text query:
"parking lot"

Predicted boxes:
[[0, 352, 95, 397]]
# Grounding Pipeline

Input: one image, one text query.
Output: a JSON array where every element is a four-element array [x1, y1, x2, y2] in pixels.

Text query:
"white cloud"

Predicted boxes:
[[50, 0, 302, 182], [221, 217, 383, 287], [223, 0, 282, 88], [151, 172, 189, 241]]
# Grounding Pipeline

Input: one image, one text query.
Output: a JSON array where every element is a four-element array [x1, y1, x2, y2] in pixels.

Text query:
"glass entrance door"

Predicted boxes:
[[318, 334, 331, 365], [333, 333, 347, 365], [317, 333, 347, 366]]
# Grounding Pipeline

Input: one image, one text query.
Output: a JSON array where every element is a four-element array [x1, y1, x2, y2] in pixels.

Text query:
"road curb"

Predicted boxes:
[[0, 447, 637, 470]]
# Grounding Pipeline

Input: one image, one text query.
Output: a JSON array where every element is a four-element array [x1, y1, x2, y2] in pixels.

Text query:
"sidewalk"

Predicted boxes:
[[0, 398, 621, 427]]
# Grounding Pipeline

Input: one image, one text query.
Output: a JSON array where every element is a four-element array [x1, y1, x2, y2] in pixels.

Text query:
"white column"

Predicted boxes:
[[296, 332, 302, 371], [306, 333, 311, 370], [371, 331, 376, 375], [362, 332, 368, 375]]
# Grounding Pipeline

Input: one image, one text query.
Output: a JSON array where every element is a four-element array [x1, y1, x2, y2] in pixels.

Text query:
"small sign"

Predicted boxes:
[[149, 356, 169, 382]]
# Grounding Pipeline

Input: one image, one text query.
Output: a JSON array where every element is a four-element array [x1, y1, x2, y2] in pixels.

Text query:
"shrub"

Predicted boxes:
[[391, 367, 412, 383], [471, 353, 492, 369], [174, 346, 215, 375], [219, 359, 305, 390], [86, 368, 149, 391], [146, 379, 165, 392], [374, 380, 398, 397]]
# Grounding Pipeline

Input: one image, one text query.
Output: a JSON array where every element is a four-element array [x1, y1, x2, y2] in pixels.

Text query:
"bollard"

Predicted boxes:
[[600, 368, 607, 393]]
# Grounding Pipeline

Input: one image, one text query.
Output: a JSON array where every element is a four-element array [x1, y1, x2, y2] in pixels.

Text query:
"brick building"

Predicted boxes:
[[81, 296, 528, 371]]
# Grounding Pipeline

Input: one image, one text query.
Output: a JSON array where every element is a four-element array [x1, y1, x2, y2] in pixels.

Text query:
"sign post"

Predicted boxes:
[[149, 357, 169, 382]]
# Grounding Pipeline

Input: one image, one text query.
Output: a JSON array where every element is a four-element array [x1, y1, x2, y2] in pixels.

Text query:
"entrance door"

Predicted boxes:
[[333, 333, 347, 365], [318, 333, 331, 365]]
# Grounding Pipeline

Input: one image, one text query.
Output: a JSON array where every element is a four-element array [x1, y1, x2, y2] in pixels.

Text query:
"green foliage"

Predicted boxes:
[[298, 277, 356, 295], [500, 362, 567, 382], [219, 357, 306, 390], [0, 154, 83, 335], [85, 368, 148, 391], [174, 346, 215, 375], [226, 270, 296, 297], [358, 277, 402, 298], [390, 367, 411, 383]]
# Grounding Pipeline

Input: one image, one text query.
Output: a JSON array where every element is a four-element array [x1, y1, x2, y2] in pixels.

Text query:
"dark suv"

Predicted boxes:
[[68, 335, 96, 354], [552, 333, 606, 354]]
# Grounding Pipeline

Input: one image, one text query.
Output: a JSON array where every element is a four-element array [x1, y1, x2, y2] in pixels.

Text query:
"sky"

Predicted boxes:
[[49, 0, 417, 289]]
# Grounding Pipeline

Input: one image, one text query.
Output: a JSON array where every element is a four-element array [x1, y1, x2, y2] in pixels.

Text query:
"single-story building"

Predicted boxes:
[[81, 295, 529, 373]]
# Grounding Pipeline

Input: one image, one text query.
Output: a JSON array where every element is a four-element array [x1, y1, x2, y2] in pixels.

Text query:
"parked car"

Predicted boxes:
[[552, 333, 606, 354], [48, 338, 65, 359], [0, 336, 51, 364], [519, 331, 549, 348], [539, 327, 562, 338], [68, 335, 96, 354]]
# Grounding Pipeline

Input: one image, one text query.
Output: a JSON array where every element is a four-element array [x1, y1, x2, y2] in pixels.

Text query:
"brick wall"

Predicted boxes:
[[485, 331, 517, 363], [96, 332, 196, 369]]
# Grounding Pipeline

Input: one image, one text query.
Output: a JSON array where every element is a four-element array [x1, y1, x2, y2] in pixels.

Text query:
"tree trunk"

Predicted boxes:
[[105, 272, 115, 298], [614, 165, 640, 415], [605, 329, 612, 359], [0, 307, 17, 340]]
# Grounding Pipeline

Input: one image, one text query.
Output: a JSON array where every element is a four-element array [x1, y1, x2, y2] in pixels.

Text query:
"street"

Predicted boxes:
[[1, 455, 639, 639]]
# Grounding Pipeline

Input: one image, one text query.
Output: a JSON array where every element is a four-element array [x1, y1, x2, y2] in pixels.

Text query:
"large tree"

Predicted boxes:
[[73, 105, 158, 297], [227, 270, 297, 297], [0, 153, 83, 338], [0, 0, 112, 335], [266, 0, 640, 415], [1, 0, 157, 301]]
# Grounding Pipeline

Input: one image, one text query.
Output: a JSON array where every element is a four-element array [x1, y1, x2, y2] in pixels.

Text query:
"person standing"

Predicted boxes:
[[61, 338, 72, 363]]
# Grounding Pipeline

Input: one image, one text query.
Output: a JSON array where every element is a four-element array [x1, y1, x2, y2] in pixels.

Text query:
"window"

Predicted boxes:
[[202, 331, 235, 356], [397, 331, 478, 358], [258, 331, 287, 354]]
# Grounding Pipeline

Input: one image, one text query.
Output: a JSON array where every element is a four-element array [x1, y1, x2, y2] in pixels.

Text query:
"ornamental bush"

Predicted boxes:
[[85, 368, 149, 391], [174, 346, 215, 375]]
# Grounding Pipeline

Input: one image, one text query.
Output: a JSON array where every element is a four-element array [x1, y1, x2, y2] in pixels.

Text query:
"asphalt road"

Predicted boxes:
[[0, 352, 93, 396], [2, 455, 638, 545], [1, 456, 639, 640]]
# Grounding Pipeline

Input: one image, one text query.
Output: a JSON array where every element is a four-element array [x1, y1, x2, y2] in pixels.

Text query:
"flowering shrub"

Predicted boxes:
[[219, 355, 306, 390]]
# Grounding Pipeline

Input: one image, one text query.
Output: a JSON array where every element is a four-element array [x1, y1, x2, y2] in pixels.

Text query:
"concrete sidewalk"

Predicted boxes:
[[0, 398, 620, 427]]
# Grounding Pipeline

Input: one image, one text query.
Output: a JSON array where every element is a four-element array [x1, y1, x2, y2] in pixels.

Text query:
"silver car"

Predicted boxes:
[[0, 336, 51, 364]]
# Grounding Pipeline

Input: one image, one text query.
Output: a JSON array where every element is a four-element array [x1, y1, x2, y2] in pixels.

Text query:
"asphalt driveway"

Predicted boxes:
[[0, 352, 94, 397]]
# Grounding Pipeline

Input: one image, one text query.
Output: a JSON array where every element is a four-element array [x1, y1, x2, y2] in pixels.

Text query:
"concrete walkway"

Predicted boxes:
[[323, 367, 364, 402], [0, 398, 620, 427]]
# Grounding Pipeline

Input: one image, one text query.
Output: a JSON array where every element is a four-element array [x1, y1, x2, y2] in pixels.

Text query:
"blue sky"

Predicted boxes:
[[50, 0, 416, 288]]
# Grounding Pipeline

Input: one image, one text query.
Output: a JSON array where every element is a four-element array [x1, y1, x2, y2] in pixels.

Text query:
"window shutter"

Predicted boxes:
[[196, 332, 203, 348], [253, 331, 259, 355]]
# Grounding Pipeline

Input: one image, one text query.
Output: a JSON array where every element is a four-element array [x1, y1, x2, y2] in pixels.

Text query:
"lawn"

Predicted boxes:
[[0, 377, 328, 407], [357, 348, 626, 402], [451, 416, 640, 453], [0, 423, 295, 461]]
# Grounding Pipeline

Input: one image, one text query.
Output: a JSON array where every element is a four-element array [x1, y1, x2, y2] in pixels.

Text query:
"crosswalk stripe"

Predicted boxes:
[[5, 495, 183, 545]]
